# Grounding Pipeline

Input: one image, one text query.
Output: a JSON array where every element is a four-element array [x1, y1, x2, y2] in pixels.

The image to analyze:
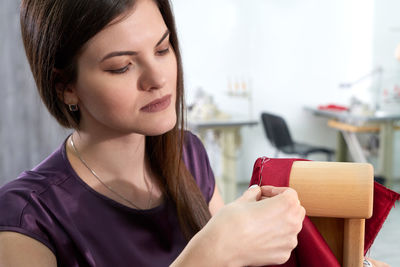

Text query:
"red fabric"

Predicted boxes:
[[364, 182, 400, 252], [249, 157, 400, 266]]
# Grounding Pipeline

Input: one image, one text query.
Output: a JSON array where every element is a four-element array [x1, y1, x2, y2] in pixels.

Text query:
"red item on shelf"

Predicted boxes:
[[318, 104, 349, 111]]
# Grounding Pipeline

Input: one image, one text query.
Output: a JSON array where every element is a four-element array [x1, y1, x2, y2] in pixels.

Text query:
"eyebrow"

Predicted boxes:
[[100, 29, 170, 63]]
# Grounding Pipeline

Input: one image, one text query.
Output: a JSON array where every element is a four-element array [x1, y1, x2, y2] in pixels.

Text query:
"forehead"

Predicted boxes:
[[81, 0, 167, 57]]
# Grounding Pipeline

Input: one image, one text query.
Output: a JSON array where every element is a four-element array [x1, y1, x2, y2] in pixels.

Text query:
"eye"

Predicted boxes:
[[107, 64, 131, 74], [157, 46, 170, 56]]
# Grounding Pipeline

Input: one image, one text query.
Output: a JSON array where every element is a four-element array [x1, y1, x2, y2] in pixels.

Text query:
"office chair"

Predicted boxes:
[[261, 112, 334, 160]]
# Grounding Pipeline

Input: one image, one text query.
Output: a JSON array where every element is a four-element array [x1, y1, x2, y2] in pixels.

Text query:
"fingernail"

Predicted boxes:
[[249, 184, 259, 189]]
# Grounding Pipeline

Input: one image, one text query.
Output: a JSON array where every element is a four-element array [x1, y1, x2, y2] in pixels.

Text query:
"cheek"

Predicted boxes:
[[76, 74, 138, 115], [167, 55, 178, 87], [78, 69, 133, 98]]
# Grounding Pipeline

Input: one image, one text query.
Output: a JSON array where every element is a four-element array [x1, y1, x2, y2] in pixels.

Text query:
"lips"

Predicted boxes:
[[140, 94, 172, 112]]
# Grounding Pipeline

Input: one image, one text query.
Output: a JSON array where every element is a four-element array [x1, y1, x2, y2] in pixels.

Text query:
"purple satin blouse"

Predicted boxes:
[[0, 131, 215, 267]]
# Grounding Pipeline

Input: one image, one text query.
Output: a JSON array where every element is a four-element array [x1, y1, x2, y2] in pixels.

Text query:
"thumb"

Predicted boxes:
[[240, 184, 262, 202]]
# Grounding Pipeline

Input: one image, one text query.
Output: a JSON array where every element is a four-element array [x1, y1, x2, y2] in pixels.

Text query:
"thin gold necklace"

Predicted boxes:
[[70, 134, 154, 210]]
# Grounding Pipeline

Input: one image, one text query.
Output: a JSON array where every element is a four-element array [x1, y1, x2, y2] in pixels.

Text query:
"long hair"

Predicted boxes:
[[20, 0, 211, 239]]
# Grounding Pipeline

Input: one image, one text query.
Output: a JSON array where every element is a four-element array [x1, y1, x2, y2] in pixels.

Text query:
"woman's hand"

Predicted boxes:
[[172, 185, 305, 267], [366, 258, 391, 267], [212, 185, 305, 266]]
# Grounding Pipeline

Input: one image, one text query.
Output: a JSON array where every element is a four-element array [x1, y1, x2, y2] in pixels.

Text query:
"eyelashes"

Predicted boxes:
[[107, 46, 171, 75], [157, 47, 170, 56], [108, 64, 131, 74]]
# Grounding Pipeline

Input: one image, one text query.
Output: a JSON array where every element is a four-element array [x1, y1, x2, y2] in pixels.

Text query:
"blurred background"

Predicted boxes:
[[1, 0, 399, 265], [172, 0, 400, 188]]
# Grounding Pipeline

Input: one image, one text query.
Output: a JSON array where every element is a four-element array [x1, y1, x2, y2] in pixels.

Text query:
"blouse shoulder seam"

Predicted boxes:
[[18, 201, 30, 227], [17, 173, 72, 226]]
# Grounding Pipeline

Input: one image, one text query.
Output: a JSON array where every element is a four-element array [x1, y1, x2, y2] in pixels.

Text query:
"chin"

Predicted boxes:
[[143, 115, 177, 136]]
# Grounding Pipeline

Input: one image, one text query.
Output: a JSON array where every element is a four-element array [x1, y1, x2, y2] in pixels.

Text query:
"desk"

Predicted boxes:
[[188, 119, 258, 203], [305, 107, 400, 186]]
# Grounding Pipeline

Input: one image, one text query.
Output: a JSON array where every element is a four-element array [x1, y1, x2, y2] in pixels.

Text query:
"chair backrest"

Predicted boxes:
[[261, 112, 294, 149], [289, 161, 374, 267]]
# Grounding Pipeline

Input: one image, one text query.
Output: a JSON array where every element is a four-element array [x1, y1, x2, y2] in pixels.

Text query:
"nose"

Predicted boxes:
[[138, 60, 166, 91]]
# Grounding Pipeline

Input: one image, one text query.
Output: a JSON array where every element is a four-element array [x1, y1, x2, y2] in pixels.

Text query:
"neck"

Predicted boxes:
[[70, 130, 148, 186], [66, 116, 165, 209]]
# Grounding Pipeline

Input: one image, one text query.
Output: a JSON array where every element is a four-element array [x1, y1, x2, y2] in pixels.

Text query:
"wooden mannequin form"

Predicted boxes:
[[289, 161, 374, 267]]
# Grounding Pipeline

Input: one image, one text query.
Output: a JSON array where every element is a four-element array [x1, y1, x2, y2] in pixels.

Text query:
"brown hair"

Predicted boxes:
[[20, 0, 211, 239]]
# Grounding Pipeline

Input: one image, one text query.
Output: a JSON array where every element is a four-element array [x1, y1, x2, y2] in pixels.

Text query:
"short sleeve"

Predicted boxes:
[[182, 131, 216, 203], [0, 176, 56, 253]]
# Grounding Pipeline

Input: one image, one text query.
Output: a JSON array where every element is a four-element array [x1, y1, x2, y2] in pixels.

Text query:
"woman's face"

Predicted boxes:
[[67, 0, 177, 136]]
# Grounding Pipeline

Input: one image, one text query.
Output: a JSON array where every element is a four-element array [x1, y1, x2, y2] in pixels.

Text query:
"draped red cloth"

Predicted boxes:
[[249, 157, 400, 267]]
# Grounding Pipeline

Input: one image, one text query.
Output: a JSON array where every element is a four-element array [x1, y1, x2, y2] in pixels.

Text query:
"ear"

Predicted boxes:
[[53, 68, 79, 105], [61, 85, 79, 106]]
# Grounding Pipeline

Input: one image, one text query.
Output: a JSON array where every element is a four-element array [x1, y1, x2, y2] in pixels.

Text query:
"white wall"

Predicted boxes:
[[172, 0, 377, 184]]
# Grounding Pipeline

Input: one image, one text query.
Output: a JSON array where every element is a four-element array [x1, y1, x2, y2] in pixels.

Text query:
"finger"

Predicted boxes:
[[280, 187, 299, 200], [278, 188, 303, 210], [241, 185, 262, 202], [364, 258, 375, 267], [260, 186, 289, 198], [367, 258, 391, 267]]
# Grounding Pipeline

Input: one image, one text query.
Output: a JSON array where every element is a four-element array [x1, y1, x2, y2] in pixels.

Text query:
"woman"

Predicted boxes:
[[0, 0, 385, 266]]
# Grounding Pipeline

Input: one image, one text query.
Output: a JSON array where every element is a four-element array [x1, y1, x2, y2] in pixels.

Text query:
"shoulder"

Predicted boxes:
[[0, 169, 70, 223], [182, 131, 215, 160], [0, 142, 72, 252], [182, 131, 215, 203], [0, 143, 71, 209], [182, 130, 208, 166]]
